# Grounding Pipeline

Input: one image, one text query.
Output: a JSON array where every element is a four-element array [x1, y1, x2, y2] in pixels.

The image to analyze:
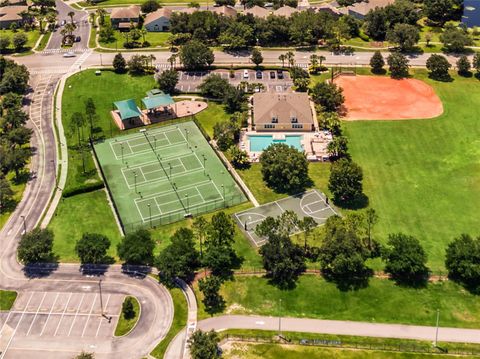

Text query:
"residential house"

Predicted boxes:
[[211, 5, 237, 17], [0, 5, 27, 29], [244, 5, 270, 19], [144, 8, 172, 32], [110, 5, 140, 30], [273, 5, 299, 18], [344, 0, 394, 19]]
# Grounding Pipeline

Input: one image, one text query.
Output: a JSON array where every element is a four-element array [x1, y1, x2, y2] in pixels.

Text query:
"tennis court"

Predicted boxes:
[[94, 121, 246, 232], [234, 189, 337, 246]]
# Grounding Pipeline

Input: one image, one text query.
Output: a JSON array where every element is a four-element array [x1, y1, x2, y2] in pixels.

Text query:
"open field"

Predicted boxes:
[[343, 70, 480, 270], [0, 173, 27, 230], [196, 276, 480, 328], [94, 121, 246, 231], [0, 29, 41, 54]]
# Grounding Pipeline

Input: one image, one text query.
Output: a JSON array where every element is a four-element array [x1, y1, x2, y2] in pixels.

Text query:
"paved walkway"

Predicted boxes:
[[198, 315, 480, 344]]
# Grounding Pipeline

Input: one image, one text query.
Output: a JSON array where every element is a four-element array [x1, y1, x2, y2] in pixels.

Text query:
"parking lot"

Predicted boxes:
[[174, 69, 293, 93], [0, 291, 123, 356]]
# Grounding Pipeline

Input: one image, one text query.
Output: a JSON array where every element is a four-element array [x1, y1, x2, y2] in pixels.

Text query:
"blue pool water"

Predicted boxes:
[[248, 135, 303, 152], [462, 0, 480, 27]]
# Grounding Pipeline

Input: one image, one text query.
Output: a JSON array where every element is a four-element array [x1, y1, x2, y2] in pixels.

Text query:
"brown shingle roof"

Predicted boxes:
[[273, 5, 299, 18], [253, 93, 313, 125], [110, 5, 140, 19], [211, 5, 237, 17], [144, 8, 172, 25], [244, 5, 270, 19], [347, 0, 394, 16], [0, 5, 28, 21]]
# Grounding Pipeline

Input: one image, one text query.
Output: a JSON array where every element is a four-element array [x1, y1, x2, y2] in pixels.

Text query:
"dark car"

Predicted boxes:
[[269, 71, 275, 79], [256, 70, 263, 79], [75, 36, 81, 42], [277, 70, 284, 79]]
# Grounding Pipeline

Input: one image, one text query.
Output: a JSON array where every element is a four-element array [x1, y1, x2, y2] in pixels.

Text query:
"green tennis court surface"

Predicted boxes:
[[94, 121, 247, 232]]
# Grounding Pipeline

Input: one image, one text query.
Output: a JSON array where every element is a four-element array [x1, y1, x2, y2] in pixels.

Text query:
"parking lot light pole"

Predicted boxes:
[[278, 298, 282, 338], [202, 155, 207, 175], [185, 194, 189, 213], [221, 184, 225, 207], [434, 309, 440, 347], [134, 171, 138, 193]]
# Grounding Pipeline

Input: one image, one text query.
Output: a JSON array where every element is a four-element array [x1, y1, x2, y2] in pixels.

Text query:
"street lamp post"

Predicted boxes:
[[20, 215, 26, 233], [169, 162, 172, 178], [121, 143, 124, 164], [185, 194, 189, 213], [221, 184, 225, 207], [154, 135, 157, 151], [434, 309, 440, 347], [202, 155, 207, 175], [278, 298, 282, 338], [148, 203, 152, 228], [133, 171, 138, 193]]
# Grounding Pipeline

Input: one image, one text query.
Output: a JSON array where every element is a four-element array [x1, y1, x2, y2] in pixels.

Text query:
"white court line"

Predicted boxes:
[[195, 186, 205, 202], [81, 294, 97, 337], [192, 152, 205, 169], [0, 292, 35, 359], [274, 200, 285, 212], [135, 179, 212, 203], [95, 294, 111, 338], [67, 293, 85, 337], [154, 197, 163, 215], [40, 292, 60, 335], [211, 181, 225, 200], [26, 292, 48, 336], [110, 138, 187, 161], [54, 292, 72, 336]]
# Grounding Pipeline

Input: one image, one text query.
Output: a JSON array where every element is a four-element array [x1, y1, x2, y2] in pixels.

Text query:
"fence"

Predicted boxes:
[[221, 334, 480, 356]]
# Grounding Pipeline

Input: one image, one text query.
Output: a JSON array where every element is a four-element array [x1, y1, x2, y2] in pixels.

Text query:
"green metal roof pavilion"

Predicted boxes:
[[142, 94, 175, 110], [114, 99, 142, 120]]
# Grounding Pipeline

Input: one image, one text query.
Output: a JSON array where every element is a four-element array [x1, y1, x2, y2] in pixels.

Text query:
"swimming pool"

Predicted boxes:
[[248, 134, 304, 152]]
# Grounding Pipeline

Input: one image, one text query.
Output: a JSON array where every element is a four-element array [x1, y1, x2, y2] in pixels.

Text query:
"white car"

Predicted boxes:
[[63, 52, 76, 58], [243, 70, 249, 79]]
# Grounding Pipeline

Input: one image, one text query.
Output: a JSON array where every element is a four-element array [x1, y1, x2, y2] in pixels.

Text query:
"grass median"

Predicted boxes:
[[115, 296, 140, 336], [0, 290, 17, 310]]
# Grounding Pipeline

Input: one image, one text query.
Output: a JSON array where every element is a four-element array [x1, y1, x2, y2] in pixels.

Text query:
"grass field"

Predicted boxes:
[[48, 190, 122, 262], [0, 173, 27, 230], [0, 290, 17, 310], [150, 286, 188, 358], [196, 276, 480, 328], [94, 121, 246, 231], [342, 70, 480, 270], [114, 296, 140, 336], [36, 31, 52, 51], [0, 29, 41, 54], [223, 342, 472, 359]]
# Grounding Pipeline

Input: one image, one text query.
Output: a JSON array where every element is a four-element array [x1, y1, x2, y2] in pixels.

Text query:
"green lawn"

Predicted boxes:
[[81, 0, 193, 6], [343, 70, 480, 271], [114, 296, 140, 336], [197, 275, 480, 328], [223, 342, 472, 359], [36, 31, 52, 51], [150, 287, 188, 358], [193, 101, 227, 137], [0, 29, 41, 53], [0, 173, 27, 230], [0, 290, 17, 310], [48, 190, 122, 262]]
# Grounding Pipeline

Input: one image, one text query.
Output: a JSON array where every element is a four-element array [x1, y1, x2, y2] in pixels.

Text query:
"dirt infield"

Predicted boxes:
[[335, 75, 443, 120]]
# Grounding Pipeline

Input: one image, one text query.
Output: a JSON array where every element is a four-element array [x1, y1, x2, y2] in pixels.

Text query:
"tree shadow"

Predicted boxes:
[[474, 73, 480, 81], [324, 268, 373, 292], [333, 193, 369, 210], [121, 264, 152, 278], [370, 68, 387, 75], [23, 261, 59, 278], [458, 71, 473, 78], [390, 272, 430, 289], [80, 257, 115, 276], [427, 73, 454, 82]]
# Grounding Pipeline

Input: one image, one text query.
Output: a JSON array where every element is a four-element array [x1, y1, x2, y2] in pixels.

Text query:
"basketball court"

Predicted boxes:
[[94, 121, 246, 232], [334, 75, 443, 120], [234, 189, 337, 246]]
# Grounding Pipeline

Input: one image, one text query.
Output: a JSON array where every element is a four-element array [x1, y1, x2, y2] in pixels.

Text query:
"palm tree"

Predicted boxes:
[[68, 11, 75, 24], [149, 54, 156, 69], [318, 55, 326, 67], [123, 31, 130, 44], [278, 54, 286, 68], [140, 28, 147, 44], [64, 22, 76, 37], [96, 8, 107, 26], [168, 54, 177, 69], [310, 54, 318, 72], [89, 12, 95, 25], [69, 112, 86, 146], [286, 51, 295, 67], [46, 12, 56, 32]]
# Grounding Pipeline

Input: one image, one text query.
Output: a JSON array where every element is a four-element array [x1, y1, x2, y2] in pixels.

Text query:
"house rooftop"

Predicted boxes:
[[211, 5, 237, 17], [144, 8, 172, 26], [110, 5, 140, 19], [244, 5, 270, 19], [273, 5, 299, 18], [253, 93, 313, 126], [347, 0, 394, 16], [0, 5, 28, 21]]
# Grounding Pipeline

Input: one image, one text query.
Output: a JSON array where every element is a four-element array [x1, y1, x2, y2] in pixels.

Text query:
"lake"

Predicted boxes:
[[462, 0, 480, 27]]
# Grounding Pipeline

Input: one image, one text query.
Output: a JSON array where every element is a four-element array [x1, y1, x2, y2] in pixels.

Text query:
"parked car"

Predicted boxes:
[[61, 19, 66, 26], [256, 70, 263, 79], [243, 70, 249, 79], [277, 70, 284, 79], [75, 36, 81, 42], [269, 71, 275, 79], [63, 52, 76, 58]]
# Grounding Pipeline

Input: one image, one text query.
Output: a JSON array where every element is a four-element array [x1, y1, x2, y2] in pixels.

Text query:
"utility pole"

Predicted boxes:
[[434, 309, 440, 347], [20, 215, 27, 234], [278, 298, 282, 338]]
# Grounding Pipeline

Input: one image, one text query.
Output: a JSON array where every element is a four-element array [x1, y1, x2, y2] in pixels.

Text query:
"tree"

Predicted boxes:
[[328, 158, 364, 205], [386, 23, 419, 52], [364, 208, 378, 248], [12, 33, 28, 51], [310, 82, 344, 112], [17, 228, 54, 264], [319, 216, 374, 290], [457, 55, 471, 76], [250, 48, 263, 66], [370, 51, 385, 74], [327, 136, 349, 160], [294, 77, 310, 92], [387, 52, 409, 79], [155, 228, 200, 285], [0, 61, 30, 95], [260, 143, 309, 193], [383, 233, 429, 286], [193, 216, 209, 259], [0, 177, 14, 210], [69, 112, 86, 146], [440, 25, 473, 53], [188, 330, 220, 359], [426, 54, 451, 80], [112, 53, 127, 73], [289, 66, 309, 81], [228, 146, 249, 169], [364, 8, 388, 40], [298, 216, 317, 252], [213, 115, 241, 151], [473, 52, 480, 75], [68, 10, 75, 24], [198, 74, 230, 99], [278, 54, 286, 68], [99, 23, 115, 43], [445, 234, 480, 291], [141, 0, 160, 12], [156, 69, 179, 94], [215, 0, 235, 5], [258, 214, 306, 289], [75, 352, 95, 359], [179, 40, 214, 70], [117, 229, 155, 265], [75, 233, 111, 264], [219, 22, 254, 50], [122, 297, 135, 319], [223, 86, 245, 113], [424, 0, 455, 24], [0, 36, 11, 51], [84, 97, 96, 138], [198, 276, 225, 314]]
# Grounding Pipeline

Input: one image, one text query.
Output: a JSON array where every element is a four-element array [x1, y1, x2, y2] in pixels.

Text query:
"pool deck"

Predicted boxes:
[[239, 130, 333, 162]]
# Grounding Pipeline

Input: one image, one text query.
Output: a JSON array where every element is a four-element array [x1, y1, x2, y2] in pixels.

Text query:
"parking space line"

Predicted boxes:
[[26, 292, 47, 336], [81, 294, 97, 337], [54, 292, 72, 336], [39, 292, 59, 336], [95, 294, 111, 337], [67, 293, 85, 337]]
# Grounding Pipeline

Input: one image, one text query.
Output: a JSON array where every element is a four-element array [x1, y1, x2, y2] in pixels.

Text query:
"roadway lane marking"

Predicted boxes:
[[39, 292, 59, 336], [54, 292, 72, 336], [255, 321, 265, 325], [26, 292, 47, 336], [81, 293, 97, 337], [67, 293, 85, 337]]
